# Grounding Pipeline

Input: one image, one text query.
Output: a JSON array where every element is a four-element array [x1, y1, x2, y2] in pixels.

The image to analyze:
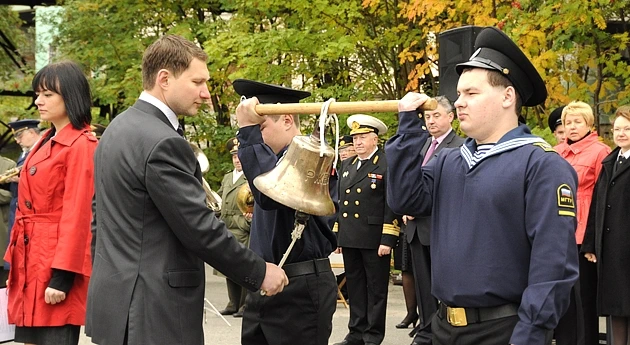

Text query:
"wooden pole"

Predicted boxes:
[[254, 99, 437, 115]]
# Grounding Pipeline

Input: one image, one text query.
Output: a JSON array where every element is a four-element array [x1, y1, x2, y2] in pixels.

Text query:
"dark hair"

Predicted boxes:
[[142, 35, 208, 90], [32, 61, 92, 130], [486, 69, 522, 115]]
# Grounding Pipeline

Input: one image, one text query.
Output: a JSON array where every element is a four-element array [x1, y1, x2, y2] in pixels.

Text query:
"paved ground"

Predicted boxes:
[[4, 264, 416, 345], [3, 264, 609, 344]]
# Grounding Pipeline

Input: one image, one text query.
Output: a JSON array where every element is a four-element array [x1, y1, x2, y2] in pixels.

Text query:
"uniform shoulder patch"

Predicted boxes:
[[532, 142, 555, 153], [557, 184, 576, 217]]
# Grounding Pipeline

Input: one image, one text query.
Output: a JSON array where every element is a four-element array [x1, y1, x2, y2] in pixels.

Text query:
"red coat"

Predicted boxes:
[[4, 124, 97, 327], [555, 132, 611, 244]]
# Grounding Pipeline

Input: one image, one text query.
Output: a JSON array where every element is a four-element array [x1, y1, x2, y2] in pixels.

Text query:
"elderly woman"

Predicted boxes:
[[4, 61, 97, 345], [554, 101, 611, 345], [582, 106, 630, 345]]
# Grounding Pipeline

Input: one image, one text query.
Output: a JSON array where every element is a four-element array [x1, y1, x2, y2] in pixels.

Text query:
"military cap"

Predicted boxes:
[[339, 135, 354, 149], [347, 114, 388, 136], [455, 26, 547, 107], [8, 119, 40, 136], [90, 124, 107, 139], [233, 79, 311, 104], [548, 106, 565, 132], [226, 137, 239, 154]]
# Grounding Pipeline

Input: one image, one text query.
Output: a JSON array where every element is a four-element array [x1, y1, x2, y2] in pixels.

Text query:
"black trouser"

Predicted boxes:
[[226, 277, 247, 311], [432, 312, 552, 345], [342, 247, 391, 345], [554, 277, 585, 345], [409, 236, 437, 344], [578, 248, 600, 345], [241, 268, 336, 345]]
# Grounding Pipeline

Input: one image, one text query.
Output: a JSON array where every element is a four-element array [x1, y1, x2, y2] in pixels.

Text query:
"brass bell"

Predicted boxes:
[[253, 134, 336, 216], [236, 183, 254, 214]]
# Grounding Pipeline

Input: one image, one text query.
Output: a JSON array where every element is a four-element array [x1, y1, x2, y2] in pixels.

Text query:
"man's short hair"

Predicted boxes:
[[485, 69, 523, 114], [434, 96, 454, 115], [142, 35, 208, 90], [269, 114, 300, 129]]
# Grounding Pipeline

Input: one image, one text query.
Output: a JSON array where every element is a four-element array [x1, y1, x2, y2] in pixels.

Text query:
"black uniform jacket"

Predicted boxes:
[[334, 148, 399, 249]]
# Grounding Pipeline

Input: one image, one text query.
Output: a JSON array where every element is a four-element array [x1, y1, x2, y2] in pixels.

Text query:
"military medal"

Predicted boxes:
[[367, 173, 382, 189]]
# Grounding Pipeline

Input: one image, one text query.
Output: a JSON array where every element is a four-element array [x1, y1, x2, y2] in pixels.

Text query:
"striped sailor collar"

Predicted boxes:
[[460, 124, 548, 169]]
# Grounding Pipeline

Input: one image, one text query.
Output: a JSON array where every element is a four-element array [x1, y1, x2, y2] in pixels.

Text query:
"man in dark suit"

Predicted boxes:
[[333, 115, 400, 345], [404, 96, 464, 345], [86, 35, 288, 345]]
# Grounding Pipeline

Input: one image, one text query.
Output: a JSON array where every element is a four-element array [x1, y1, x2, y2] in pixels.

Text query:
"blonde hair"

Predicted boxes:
[[612, 105, 630, 123], [561, 101, 594, 127]]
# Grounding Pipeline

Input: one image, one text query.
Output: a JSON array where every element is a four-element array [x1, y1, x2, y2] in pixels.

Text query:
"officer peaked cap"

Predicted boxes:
[[339, 135, 354, 148], [455, 26, 547, 107], [226, 137, 239, 154], [233, 79, 311, 104], [347, 114, 388, 136], [8, 119, 40, 135]]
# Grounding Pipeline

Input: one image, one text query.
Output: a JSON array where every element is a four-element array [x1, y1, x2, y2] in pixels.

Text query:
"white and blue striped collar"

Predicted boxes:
[[460, 125, 548, 169]]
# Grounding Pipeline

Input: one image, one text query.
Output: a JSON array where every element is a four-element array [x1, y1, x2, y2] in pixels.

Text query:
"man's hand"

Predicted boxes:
[[334, 247, 342, 254], [402, 215, 415, 225], [398, 92, 431, 112], [44, 287, 66, 305], [584, 253, 597, 263], [260, 262, 289, 296], [236, 97, 265, 128], [377, 245, 391, 257], [7, 175, 19, 183]]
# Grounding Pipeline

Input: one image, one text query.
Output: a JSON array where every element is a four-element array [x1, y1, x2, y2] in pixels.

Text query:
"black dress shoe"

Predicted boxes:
[[218, 308, 236, 315], [233, 310, 244, 318]]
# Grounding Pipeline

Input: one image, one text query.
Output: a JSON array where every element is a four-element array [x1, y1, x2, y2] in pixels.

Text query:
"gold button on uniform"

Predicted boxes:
[[355, 201, 360, 205], [343, 213, 348, 218], [346, 189, 351, 194], [356, 188, 362, 193], [354, 213, 359, 218], [344, 201, 348, 206]]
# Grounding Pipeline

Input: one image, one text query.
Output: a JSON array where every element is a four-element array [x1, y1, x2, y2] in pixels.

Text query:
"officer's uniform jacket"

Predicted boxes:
[[334, 148, 399, 249], [217, 170, 250, 245], [385, 110, 580, 345]]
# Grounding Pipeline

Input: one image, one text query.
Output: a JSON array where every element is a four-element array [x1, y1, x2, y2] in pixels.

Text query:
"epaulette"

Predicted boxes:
[[531, 141, 556, 153]]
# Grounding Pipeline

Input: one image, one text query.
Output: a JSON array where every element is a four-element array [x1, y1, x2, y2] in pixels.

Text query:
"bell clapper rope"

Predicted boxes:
[[260, 211, 310, 296]]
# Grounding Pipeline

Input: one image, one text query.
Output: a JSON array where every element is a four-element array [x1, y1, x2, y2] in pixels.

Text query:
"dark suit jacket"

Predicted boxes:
[[406, 130, 465, 245], [86, 100, 266, 345], [335, 148, 399, 249]]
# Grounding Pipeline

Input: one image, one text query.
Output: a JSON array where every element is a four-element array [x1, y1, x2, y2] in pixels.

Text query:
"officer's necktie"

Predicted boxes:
[[176, 125, 184, 137], [615, 155, 627, 174], [357, 159, 367, 170], [422, 139, 439, 166]]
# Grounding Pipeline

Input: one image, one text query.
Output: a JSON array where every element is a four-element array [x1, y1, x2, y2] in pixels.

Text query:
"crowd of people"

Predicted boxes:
[[0, 26, 626, 345]]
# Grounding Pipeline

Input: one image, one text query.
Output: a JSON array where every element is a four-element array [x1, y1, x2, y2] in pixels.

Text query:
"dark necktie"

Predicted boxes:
[[176, 125, 184, 137], [357, 159, 367, 170], [615, 155, 627, 173]]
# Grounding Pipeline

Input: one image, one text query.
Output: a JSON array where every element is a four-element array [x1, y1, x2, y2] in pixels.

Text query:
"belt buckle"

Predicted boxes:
[[446, 307, 468, 327]]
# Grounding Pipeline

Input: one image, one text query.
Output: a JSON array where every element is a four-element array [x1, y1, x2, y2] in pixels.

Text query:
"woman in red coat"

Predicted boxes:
[[4, 61, 97, 345]]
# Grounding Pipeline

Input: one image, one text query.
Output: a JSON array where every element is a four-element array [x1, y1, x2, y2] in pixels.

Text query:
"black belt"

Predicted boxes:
[[283, 258, 331, 278], [437, 303, 518, 327]]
